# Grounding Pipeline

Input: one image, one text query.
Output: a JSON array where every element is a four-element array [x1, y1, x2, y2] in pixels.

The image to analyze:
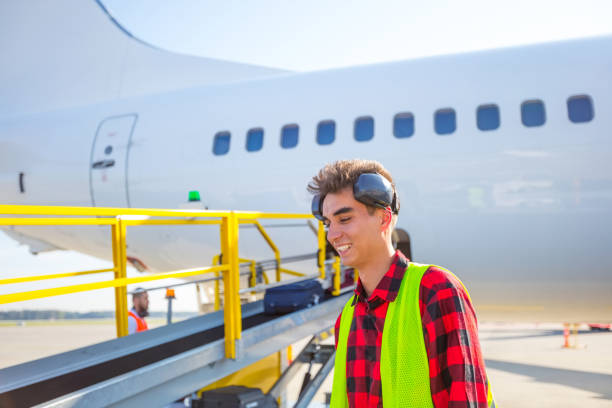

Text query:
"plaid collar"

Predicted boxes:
[[352, 250, 409, 308]]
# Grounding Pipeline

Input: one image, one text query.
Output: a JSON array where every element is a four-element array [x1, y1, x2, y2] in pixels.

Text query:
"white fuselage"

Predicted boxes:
[[1, 35, 611, 322]]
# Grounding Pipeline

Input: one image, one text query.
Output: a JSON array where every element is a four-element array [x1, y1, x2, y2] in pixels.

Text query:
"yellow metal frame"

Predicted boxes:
[[317, 221, 326, 279], [315, 220, 344, 295], [0, 204, 329, 360], [0, 268, 114, 285], [240, 220, 282, 281], [332, 256, 342, 296], [0, 265, 227, 304]]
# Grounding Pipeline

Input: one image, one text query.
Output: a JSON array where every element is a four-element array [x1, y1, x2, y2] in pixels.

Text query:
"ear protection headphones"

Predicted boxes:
[[311, 173, 399, 221]]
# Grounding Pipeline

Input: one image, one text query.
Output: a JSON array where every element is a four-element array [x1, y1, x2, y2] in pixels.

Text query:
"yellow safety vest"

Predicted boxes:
[[331, 263, 495, 407]]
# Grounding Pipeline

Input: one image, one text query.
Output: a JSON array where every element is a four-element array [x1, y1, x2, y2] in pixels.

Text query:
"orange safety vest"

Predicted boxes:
[[128, 310, 149, 332]]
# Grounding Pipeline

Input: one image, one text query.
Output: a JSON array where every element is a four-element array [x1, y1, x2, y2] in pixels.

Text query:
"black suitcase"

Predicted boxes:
[[197, 385, 276, 408], [264, 279, 324, 315]]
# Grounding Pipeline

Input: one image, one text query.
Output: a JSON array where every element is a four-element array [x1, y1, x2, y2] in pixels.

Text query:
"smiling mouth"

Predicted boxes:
[[336, 244, 351, 254]]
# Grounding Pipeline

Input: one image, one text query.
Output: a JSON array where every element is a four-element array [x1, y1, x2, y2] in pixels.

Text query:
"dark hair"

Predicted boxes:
[[307, 159, 395, 199]]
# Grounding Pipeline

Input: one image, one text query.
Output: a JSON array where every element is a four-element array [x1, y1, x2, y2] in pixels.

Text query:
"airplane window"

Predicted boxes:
[[393, 113, 414, 138], [521, 100, 546, 127], [434, 108, 456, 135], [354, 116, 374, 142], [246, 128, 264, 152], [281, 124, 299, 148], [317, 120, 336, 145], [567, 95, 594, 123], [477, 104, 500, 131], [213, 131, 230, 155]]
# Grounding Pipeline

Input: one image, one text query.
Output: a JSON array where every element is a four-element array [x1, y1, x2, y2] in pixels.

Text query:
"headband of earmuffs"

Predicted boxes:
[[311, 173, 399, 221]]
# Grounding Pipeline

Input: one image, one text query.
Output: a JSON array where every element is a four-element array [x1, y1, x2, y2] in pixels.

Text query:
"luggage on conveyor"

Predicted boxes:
[[195, 385, 277, 408], [263, 279, 324, 315]]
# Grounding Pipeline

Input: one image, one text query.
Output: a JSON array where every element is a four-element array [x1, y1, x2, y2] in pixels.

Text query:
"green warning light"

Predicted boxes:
[[188, 190, 201, 202]]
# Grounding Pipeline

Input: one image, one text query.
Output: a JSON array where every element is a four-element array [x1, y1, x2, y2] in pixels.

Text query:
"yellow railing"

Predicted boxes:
[[0, 204, 340, 359]]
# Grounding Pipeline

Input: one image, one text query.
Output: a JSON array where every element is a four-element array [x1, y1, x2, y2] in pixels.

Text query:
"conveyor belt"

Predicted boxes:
[[0, 292, 350, 408]]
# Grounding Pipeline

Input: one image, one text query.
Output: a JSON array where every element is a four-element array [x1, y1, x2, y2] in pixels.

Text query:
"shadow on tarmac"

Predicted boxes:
[[485, 359, 612, 400]]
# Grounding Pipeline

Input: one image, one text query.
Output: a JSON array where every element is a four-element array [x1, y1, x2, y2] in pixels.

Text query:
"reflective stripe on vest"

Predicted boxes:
[[331, 262, 496, 407], [128, 310, 148, 332]]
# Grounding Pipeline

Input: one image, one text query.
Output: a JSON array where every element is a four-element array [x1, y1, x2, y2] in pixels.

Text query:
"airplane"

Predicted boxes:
[[1, 0, 611, 323]]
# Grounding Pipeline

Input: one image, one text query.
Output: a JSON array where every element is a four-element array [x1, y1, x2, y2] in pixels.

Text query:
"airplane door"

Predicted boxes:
[[90, 114, 137, 207]]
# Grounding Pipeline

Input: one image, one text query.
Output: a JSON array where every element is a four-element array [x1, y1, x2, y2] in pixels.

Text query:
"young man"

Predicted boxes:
[[308, 159, 494, 408], [127, 287, 149, 334]]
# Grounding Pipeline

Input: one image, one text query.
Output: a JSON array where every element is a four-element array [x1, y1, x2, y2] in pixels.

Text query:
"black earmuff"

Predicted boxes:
[[311, 173, 399, 221], [311, 193, 324, 221]]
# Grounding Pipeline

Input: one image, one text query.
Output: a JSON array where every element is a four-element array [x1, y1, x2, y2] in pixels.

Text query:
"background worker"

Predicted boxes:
[[309, 159, 494, 408], [128, 287, 149, 334]]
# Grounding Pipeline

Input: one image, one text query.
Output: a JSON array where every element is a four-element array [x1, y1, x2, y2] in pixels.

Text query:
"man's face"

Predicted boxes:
[[322, 187, 385, 268], [134, 292, 149, 314]]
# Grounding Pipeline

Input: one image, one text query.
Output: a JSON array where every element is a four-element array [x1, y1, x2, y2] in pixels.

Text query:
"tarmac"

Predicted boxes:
[[1, 321, 611, 407], [286, 322, 612, 408], [477, 323, 612, 408]]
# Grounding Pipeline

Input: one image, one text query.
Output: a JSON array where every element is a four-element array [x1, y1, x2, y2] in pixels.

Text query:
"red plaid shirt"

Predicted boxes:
[[334, 251, 489, 408]]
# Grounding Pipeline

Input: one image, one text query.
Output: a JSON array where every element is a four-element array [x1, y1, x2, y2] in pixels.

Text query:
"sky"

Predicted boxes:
[[2, 0, 612, 313], [101, 0, 612, 71]]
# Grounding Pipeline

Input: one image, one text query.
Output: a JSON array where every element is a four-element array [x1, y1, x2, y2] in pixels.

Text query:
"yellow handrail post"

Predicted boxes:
[[317, 221, 326, 280], [333, 256, 341, 296], [212, 255, 221, 311], [220, 212, 241, 359], [230, 213, 242, 343], [214, 270, 221, 311], [249, 260, 257, 288], [275, 251, 281, 282], [111, 216, 129, 338], [252, 221, 281, 282]]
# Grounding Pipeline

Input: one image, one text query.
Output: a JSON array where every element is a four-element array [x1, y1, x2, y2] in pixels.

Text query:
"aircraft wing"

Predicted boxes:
[[0, 0, 290, 120]]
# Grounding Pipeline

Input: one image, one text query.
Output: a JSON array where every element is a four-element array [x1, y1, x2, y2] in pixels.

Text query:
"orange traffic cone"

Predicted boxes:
[[562, 323, 570, 348]]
